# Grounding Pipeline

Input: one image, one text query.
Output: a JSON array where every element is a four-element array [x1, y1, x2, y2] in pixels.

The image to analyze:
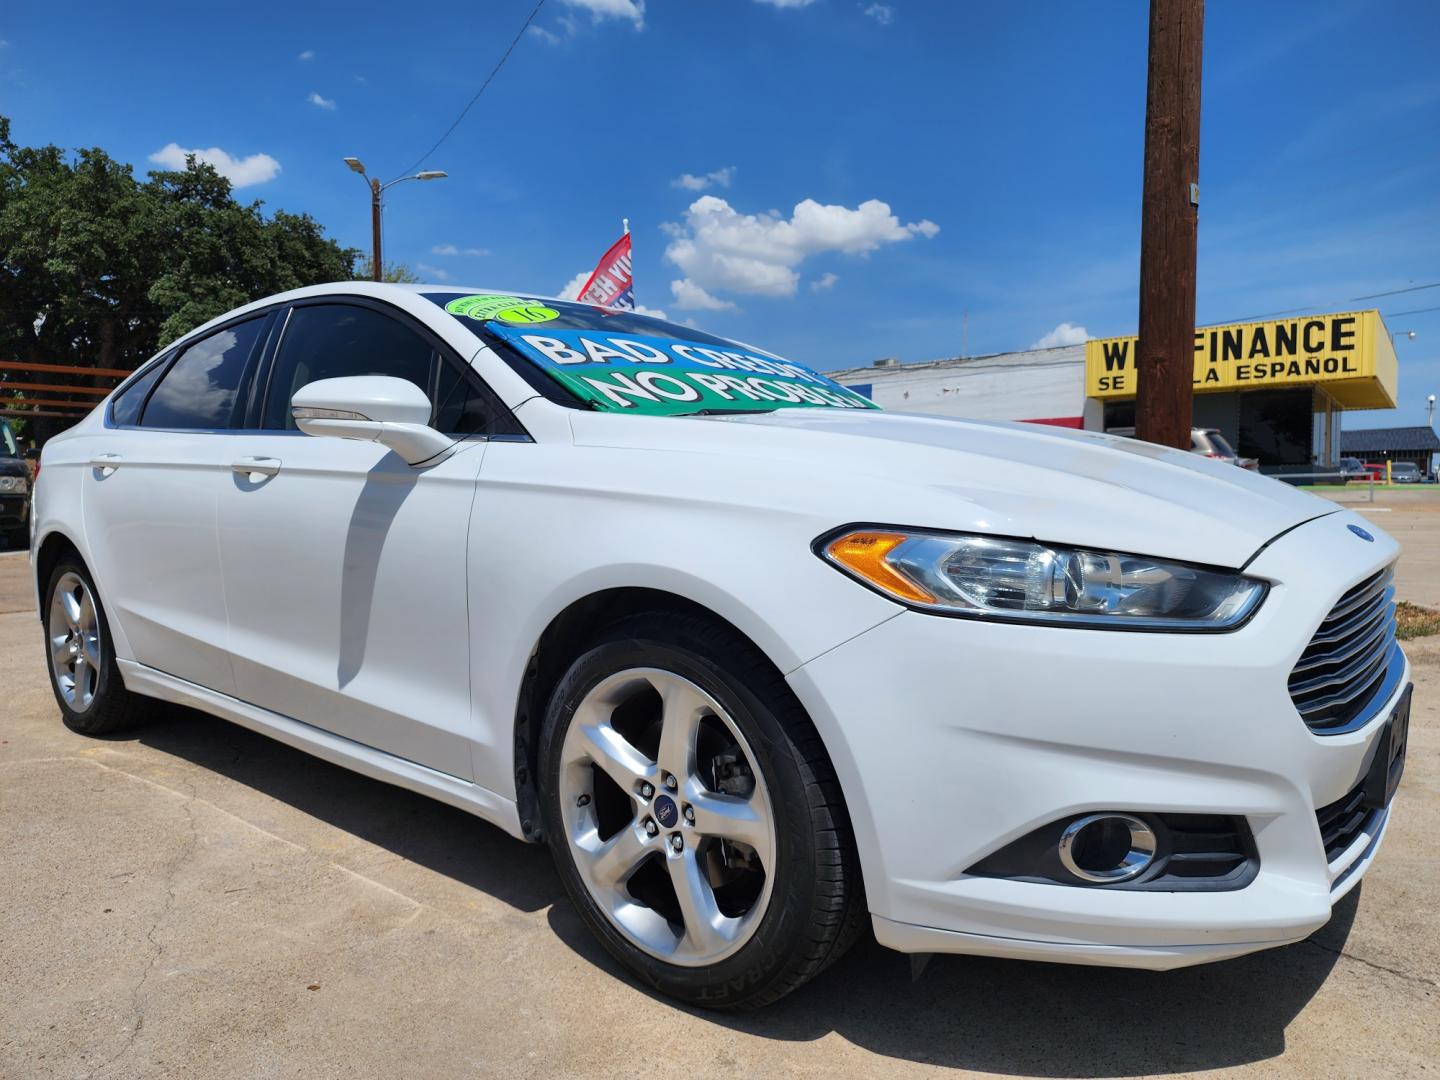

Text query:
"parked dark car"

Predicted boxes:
[[0, 419, 32, 547], [1338, 457, 1368, 481]]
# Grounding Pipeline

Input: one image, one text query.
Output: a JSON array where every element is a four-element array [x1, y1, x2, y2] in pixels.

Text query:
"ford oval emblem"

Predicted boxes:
[[654, 794, 679, 829], [1348, 524, 1375, 543]]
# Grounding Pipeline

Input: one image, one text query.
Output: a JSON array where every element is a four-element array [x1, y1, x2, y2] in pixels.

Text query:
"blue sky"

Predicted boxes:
[[2, 0, 1438, 428]]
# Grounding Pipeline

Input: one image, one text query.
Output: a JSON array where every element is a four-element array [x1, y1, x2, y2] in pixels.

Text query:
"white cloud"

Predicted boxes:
[[416, 264, 450, 281], [1031, 322, 1089, 349], [672, 166, 736, 192], [527, 24, 563, 44], [298, 49, 315, 60], [810, 271, 839, 292], [431, 244, 490, 256], [308, 91, 336, 110], [560, 0, 645, 26], [755, 0, 817, 7], [631, 302, 669, 319], [863, 3, 894, 25], [671, 279, 738, 311], [663, 194, 938, 303], [147, 143, 281, 188], [557, 270, 591, 301]]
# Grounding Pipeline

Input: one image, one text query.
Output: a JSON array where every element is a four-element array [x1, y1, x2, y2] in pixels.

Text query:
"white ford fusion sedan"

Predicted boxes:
[[31, 283, 1410, 1009]]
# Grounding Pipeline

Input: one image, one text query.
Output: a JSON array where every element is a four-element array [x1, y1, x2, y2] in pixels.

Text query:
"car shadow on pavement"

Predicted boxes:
[[116, 704, 1354, 1076], [545, 873, 1359, 1077], [117, 705, 560, 915]]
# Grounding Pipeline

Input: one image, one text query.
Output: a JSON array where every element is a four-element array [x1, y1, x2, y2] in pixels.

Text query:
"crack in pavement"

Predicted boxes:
[[1304, 937, 1440, 989], [87, 776, 202, 1080]]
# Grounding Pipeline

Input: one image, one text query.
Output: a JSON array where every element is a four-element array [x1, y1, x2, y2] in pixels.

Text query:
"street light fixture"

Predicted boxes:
[[1390, 329, 1416, 344], [343, 158, 449, 281]]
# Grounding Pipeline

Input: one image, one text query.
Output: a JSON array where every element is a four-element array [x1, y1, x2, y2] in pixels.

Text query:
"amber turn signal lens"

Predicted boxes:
[[824, 531, 936, 604]]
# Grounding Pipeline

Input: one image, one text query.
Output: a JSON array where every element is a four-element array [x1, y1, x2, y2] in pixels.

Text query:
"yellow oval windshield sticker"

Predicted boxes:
[[446, 295, 558, 324]]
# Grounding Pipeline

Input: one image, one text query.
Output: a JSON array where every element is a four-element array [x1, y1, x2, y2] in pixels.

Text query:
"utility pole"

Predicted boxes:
[[1134, 0, 1204, 449]]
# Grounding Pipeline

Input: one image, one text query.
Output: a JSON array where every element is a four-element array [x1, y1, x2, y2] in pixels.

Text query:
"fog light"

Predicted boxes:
[[1057, 813, 1157, 883]]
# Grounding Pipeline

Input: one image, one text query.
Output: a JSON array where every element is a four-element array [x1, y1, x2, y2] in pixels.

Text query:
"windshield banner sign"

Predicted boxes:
[[486, 325, 879, 415]]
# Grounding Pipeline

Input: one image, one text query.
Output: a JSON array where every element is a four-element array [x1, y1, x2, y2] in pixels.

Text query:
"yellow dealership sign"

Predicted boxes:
[[1085, 310, 1398, 409]]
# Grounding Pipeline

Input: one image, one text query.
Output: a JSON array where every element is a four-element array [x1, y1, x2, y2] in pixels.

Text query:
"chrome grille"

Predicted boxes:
[[1289, 566, 1398, 732]]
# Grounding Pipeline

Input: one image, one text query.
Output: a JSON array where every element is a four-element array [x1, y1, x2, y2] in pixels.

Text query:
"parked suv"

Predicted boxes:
[[31, 285, 1411, 1008], [0, 419, 31, 547]]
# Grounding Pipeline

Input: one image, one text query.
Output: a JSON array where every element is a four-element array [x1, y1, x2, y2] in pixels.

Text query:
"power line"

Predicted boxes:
[[1225, 280, 1440, 324], [1350, 282, 1440, 302], [395, 0, 547, 180], [1382, 304, 1440, 319]]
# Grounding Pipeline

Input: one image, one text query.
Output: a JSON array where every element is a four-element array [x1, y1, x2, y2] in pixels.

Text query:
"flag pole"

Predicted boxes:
[[623, 218, 633, 304]]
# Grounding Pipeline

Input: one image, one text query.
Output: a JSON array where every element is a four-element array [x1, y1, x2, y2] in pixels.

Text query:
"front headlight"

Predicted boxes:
[[0, 475, 24, 494], [819, 528, 1266, 630]]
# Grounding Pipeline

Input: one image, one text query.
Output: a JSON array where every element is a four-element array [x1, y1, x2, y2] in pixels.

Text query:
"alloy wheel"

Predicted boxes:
[[49, 571, 102, 712], [558, 668, 776, 966]]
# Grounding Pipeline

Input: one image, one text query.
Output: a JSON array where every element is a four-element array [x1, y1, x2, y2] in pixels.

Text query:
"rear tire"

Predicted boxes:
[[538, 611, 865, 1009], [43, 557, 147, 736]]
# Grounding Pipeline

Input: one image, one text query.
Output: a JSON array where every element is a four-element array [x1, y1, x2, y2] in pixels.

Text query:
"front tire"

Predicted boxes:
[[43, 557, 147, 735], [538, 612, 864, 1009]]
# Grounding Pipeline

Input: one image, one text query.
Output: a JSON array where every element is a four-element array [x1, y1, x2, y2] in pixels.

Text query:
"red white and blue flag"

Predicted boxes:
[[574, 231, 635, 310]]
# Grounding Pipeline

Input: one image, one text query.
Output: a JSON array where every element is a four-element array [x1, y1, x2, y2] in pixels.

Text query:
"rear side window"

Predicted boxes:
[[109, 358, 168, 427], [142, 317, 269, 430], [263, 305, 435, 430]]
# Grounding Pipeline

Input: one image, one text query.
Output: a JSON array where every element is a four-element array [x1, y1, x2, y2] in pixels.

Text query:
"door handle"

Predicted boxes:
[[89, 453, 123, 475], [231, 457, 283, 479]]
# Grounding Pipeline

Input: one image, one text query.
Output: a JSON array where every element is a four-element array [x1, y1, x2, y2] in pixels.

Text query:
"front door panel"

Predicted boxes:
[[217, 434, 486, 779]]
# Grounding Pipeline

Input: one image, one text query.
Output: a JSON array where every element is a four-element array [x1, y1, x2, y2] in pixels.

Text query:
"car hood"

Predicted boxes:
[[569, 407, 1339, 570], [0, 457, 27, 479]]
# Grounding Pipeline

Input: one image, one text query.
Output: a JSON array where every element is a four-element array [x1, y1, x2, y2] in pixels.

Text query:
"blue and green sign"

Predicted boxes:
[[485, 324, 878, 415]]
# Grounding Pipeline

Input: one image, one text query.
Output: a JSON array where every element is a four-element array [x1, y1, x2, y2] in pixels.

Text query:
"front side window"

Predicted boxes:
[[0, 419, 16, 458], [142, 318, 269, 430], [264, 304, 436, 431], [424, 292, 878, 417]]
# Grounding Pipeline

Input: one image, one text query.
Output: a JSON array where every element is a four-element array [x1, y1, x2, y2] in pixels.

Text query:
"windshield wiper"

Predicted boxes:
[[672, 408, 780, 417]]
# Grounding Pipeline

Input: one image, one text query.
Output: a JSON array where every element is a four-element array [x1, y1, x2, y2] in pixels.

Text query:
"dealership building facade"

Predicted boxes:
[[829, 310, 1400, 474]]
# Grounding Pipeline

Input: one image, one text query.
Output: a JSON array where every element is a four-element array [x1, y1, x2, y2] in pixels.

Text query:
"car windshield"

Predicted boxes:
[[425, 292, 878, 417], [1340, 458, 1363, 470], [1204, 431, 1238, 457], [1392, 463, 1419, 475], [0, 420, 17, 458]]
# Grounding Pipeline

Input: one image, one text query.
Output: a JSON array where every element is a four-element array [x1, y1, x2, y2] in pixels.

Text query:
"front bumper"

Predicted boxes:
[[0, 492, 29, 529], [787, 508, 1407, 969]]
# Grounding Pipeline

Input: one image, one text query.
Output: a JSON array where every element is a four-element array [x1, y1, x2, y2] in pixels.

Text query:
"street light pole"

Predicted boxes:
[[370, 177, 383, 282], [343, 157, 448, 282]]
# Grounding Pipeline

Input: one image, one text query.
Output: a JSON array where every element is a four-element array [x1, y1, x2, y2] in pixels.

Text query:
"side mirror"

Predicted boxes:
[[291, 376, 454, 466]]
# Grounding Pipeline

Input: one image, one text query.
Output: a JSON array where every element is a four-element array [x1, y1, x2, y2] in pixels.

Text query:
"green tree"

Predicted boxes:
[[0, 115, 358, 389], [356, 256, 421, 284]]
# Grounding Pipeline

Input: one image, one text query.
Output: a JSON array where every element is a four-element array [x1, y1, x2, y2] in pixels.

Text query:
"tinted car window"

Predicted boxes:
[[0, 419, 17, 458], [143, 319, 269, 429], [264, 305, 435, 431], [110, 357, 168, 426]]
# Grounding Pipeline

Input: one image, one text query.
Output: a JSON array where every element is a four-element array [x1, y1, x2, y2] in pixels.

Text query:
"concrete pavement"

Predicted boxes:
[[1, 545, 1437, 1079]]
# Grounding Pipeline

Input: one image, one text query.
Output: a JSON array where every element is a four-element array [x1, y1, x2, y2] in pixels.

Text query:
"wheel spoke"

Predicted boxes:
[[667, 848, 734, 957], [582, 824, 651, 889], [82, 634, 102, 668], [655, 677, 708, 780], [60, 589, 82, 631], [78, 592, 96, 634], [575, 720, 658, 793], [686, 788, 772, 868], [50, 633, 72, 667]]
